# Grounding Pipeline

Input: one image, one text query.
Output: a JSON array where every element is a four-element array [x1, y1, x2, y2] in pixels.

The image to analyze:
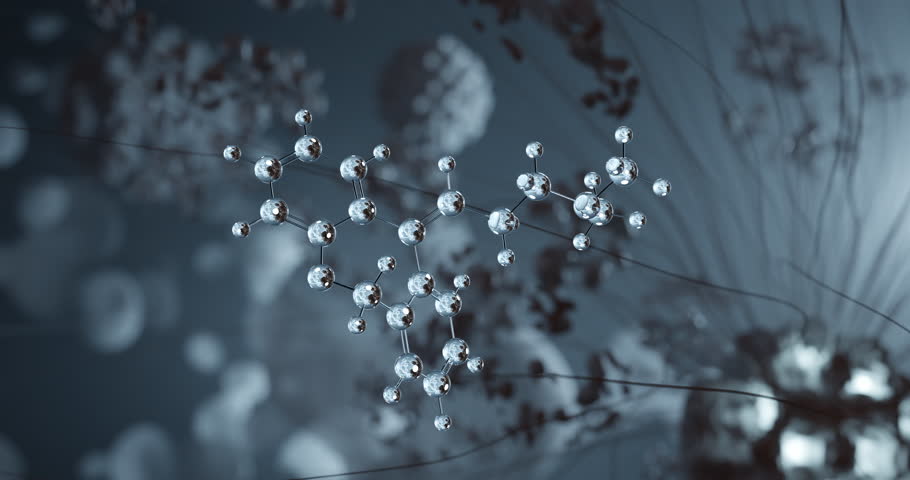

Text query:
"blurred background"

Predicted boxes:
[[2, 0, 910, 478]]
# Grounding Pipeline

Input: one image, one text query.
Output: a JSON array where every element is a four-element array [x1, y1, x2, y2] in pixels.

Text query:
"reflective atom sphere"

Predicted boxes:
[[589, 199, 614, 226], [497, 248, 516, 266], [339, 155, 368, 182], [348, 197, 377, 225], [223, 145, 241, 163], [347, 316, 366, 334], [628, 211, 647, 230], [306, 220, 336, 247], [394, 353, 423, 380], [442, 338, 470, 365], [353, 281, 382, 309], [487, 208, 520, 235], [573, 233, 591, 251], [294, 135, 322, 162], [434, 290, 462, 317], [294, 108, 312, 126], [397, 218, 426, 246], [516, 172, 552, 200], [652, 178, 672, 197], [231, 222, 250, 238], [306, 264, 335, 291], [605, 156, 624, 176], [377, 256, 396, 272], [437, 155, 456, 173], [572, 192, 601, 220], [383, 385, 401, 404], [467, 357, 484, 373], [584, 171, 602, 189], [454, 274, 470, 289], [259, 198, 289, 225], [386, 303, 415, 330], [436, 190, 465, 216], [525, 141, 543, 159], [434, 414, 453, 431], [372, 144, 390, 161], [614, 125, 633, 144], [608, 157, 638, 186], [407, 272, 435, 297], [254, 155, 283, 183], [423, 370, 451, 397]]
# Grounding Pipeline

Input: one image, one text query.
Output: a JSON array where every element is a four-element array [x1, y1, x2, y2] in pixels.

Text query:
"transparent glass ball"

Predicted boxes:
[[383, 385, 400, 404], [386, 303, 414, 330], [573, 233, 591, 251], [454, 274, 470, 289], [348, 197, 377, 225], [377, 256, 396, 272], [588, 199, 614, 226], [614, 125, 633, 144], [608, 157, 638, 186], [339, 155, 368, 182], [487, 208, 520, 235], [232, 221, 250, 238], [573, 192, 601, 220], [394, 353, 423, 380], [223, 145, 241, 163], [515, 172, 551, 200], [434, 414, 453, 431], [254, 155, 283, 183], [497, 248, 516, 266], [525, 141, 543, 159], [347, 316, 366, 334], [652, 178, 671, 197], [373, 144, 390, 161], [259, 198, 289, 225], [307, 220, 336, 247], [306, 264, 335, 291], [584, 171, 602, 189], [294, 135, 322, 162], [442, 338, 470, 365], [436, 190, 465, 216], [437, 156, 456, 173], [467, 357, 484, 373], [353, 281, 382, 309], [434, 290, 462, 317], [423, 370, 451, 397], [407, 272, 435, 298], [628, 211, 647, 230], [397, 218, 426, 246], [294, 108, 312, 126], [605, 156, 624, 176]]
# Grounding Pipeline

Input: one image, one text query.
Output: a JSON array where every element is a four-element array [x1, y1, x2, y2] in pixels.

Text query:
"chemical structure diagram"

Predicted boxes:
[[222, 108, 670, 431]]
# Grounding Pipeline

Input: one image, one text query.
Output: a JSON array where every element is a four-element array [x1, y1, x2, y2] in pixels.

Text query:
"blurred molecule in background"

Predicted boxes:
[[0, 434, 26, 479], [255, 0, 355, 20], [0, 105, 27, 169], [80, 423, 177, 480]]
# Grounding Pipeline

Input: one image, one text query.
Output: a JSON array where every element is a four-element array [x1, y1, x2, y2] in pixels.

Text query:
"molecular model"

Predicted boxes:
[[223, 109, 484, 431]]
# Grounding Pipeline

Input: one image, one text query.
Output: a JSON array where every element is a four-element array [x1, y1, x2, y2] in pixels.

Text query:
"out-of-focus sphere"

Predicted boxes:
[[347, 316, 366, 334], [589, 200, 614, 226], [306, 264, 335, 291], [353, 281, 382, 309], [260, 198, 289, 225], [339, 155, 367, 182], [525, 141, 543, 159], [652, 178, 671, 197], [0, 106, 26, 168], [584, 171, 601, 189], [397, 218, 426, 246], [487, 208, 520, 235], [573, 192, 601, 220], [443, 338, 470, 365], [609, 157, 638, 186], [436, 190, 465, 216], [605, 156, 623, 176], [386, 303, 415, 330], [467, 356, 484, 373], [497, 248, 516, 266], [373, 144, 390, 161], [348, 197, 377, 225], [232, 222, 250, 238], [306, 220, 336, 247], [516, 172, 551, 200], [437, 155, 456, 173], [573, 233, 591, 251], [434, 415, 453, 431], [223, 145, 242, 163], [254, 155, 283, 183], [454, 274, 470, 289], [383, 386, 401, 404], [294, 108, 312, 126], [434, 290, 462, 317], [628, 211, 647, 230], [407, 272, 435, 297], [614, 125, 633, 144], [394, 353, 423, 380], [422, 370, 451, 397], [377, 256, 396, 272], [294, 135, 322, 162]]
